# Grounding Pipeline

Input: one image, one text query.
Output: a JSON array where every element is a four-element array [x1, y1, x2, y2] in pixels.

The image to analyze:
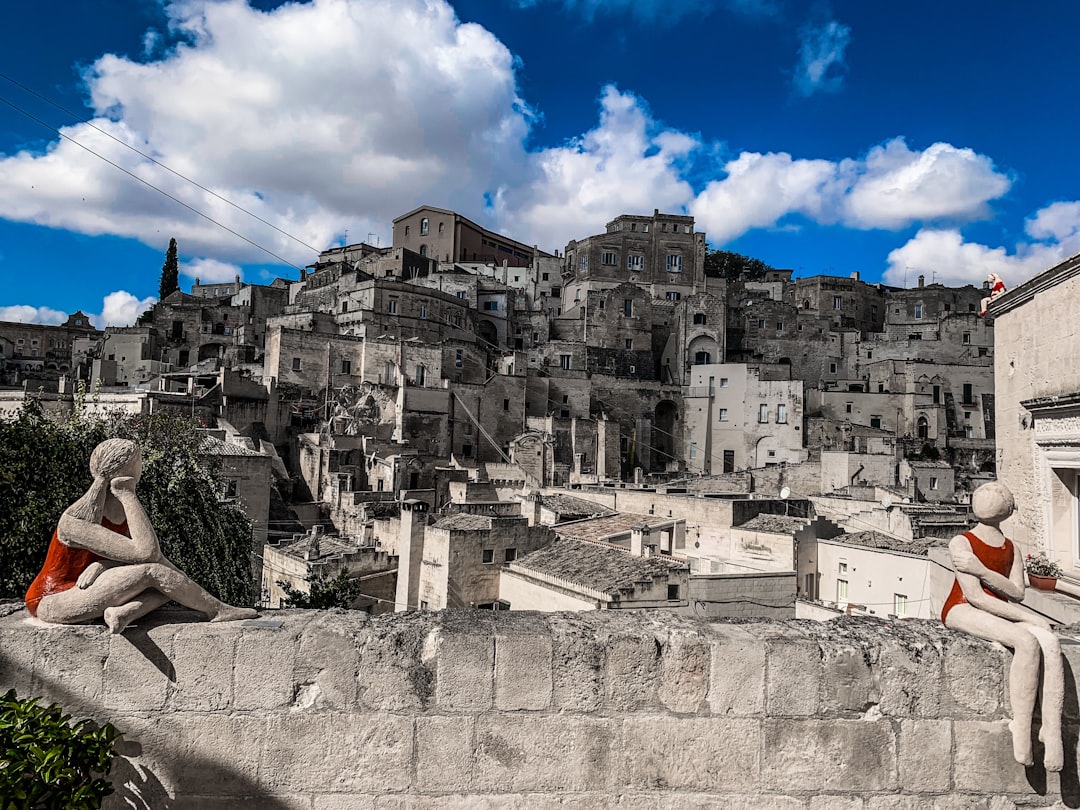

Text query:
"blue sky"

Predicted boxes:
[[1, 0, 1078, 325]]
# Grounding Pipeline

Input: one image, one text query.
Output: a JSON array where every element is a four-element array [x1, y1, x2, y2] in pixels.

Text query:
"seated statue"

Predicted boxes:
[[941, 481, 1063, 771], [24, 438, 258, 633]]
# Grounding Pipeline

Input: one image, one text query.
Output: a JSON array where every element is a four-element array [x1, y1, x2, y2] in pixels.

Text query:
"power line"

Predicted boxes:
[[0, 90, 308, 271], [0, 70, 323, 256]]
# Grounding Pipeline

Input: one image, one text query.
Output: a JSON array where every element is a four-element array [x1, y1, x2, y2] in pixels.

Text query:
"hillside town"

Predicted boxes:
[[0, 204, 1066, 625]]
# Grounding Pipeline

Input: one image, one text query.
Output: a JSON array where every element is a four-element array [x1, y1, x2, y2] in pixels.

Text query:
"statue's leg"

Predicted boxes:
[[946, 605, 1041, 766], [103, 590, 170, 634], [1027, 625, 1065, 771]]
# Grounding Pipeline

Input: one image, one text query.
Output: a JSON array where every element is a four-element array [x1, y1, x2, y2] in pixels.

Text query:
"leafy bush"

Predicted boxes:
[[0, 689, 121, 810], [278, 568, 361, 609], [0, 399, 254, 605]]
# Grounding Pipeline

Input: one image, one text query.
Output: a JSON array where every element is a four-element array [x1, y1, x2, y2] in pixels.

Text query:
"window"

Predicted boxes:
[[833, 296, 842, 310], [963, 332, 971, 345], [482, 549, 494, 564], [601, 251, 617, 265], [483, 301, 498, 311], [341, 359, 351, 374], [964, 411, 972, 421], [829, 363, 837, 374], [915, 304, 923, 319], [415, 365, 426, 386], [579, 255, 589, 270], [419, 305, 427, 319], [929, 476, 939, 490], [623, 299, 634, 317], [870, 415, 882, 429], [463, 422, 473, 436], [690, 443, 698, 459], [667, 584, 680, 601], [963, 383, 974, 405], [759, 404, 768, 423], [693, 313, 706, 325], [439, 222, 445, 233], [405, 225, 410, 236], [642, 224, 649, 233], [505, 548, 517, 563], [627, 254, 644, 271], [666, 254, 683, 273], [291, 357, 301, 372], [419, 244, 428, 257], [220, 480, 238, 500], [455, 349, 463, 367], [503, 399, 510, 411], [625, 339, 633, 350], [757, 319, 765, 329], [708, 376, 716, 396], [666, 291, 681, 301], [720, 378, 729, 388], [694, 351, 712, 365], [777, 404, 787, 423], [462, 443, 473, 458], [560, 354, 572, 370], [719, 408, 728, 422], [630, 222, 637, 231], [340, 301, 349, 314], [388, 298, 398, 315], [420, 217, 429, 235], [894, 594, 907, 617], [867, 350, 872, 359], [776, 322, 784, 331], [837, 579, 848, 605], [723, 450, 735, 473], [964, 425, 974, 439]]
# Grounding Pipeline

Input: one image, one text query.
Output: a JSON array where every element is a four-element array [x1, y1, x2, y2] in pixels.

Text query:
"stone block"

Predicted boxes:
[[809, 797, 861, 810], [114, 712, 264, 797], [898, 718, 952, 793], [877, 637, 943, 718], [32, 624, 109, 714], [357, 614, 434, 712], [621, 717, 759, 791], [765, 638, 820, 716], [294, 612, 365, 709], [953, 720, 1039, 794], [102, 627, 176, 712], [415, 715, 476, 792], [761, 719, 897, 792], [433, 624, 494, 712], [375, 798, 508, 810], [659, 797, 805, 810], [262, 713, 412, 793], [820, 643, 879, 713], [604, 632, 660, 711], [548, 613, 604, 712], [152, 796, 312, 810], [658, 629, 709, 714], [707, 626, 765, 716], [234, 627, 296, 710], [944, 636, 1005, 717], [0, 620, 41, 698], [170, 624, 238, 711], [314, 796, 377, 810], [473, 716, 619, 792], [495, 627, 553, 711]]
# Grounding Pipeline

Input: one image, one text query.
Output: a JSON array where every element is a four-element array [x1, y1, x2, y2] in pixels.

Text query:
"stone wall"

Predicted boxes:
[[3, 606, 1080, 808]]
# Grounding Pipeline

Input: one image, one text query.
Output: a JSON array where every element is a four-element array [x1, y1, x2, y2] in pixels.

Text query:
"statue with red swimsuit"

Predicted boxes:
[[25, 438, 258, 633], [942, 481, 1063, 771]]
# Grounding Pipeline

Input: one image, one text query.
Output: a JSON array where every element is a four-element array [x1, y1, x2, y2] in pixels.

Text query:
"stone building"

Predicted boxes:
[[392, 204, 553, 266], [0, 310, 100, 380]]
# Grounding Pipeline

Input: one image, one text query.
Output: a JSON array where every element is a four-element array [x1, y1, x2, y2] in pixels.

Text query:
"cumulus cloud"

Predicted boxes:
[[0, 305, 69, 325], [691, 137, 1011, 242], [0, 0, 530, 265], [883, 200, 1080, 289], [793, 17, 851, 97], [181, 257, 241, 283], [508, 0, 775, 23]]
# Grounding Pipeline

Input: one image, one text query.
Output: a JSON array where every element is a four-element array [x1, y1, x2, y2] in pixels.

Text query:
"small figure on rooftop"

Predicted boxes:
[[979, 272, 1007, 316]]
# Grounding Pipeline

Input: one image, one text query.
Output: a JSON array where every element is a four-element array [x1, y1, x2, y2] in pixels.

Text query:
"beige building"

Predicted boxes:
[[994, 251, 1080, 575], [392, 205, 552, 266]]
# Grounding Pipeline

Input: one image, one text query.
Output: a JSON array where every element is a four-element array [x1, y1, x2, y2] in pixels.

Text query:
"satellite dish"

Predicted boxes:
[[779, 486, 791, 500], [881, 495, 894, 509]]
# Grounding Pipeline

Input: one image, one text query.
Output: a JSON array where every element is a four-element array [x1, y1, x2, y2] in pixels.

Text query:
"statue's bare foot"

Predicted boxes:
[[104, 605, 138, 634], [1040, 727, 1064, 772], [211, 606, 259, 623], [1009, 719, 1035, 766]]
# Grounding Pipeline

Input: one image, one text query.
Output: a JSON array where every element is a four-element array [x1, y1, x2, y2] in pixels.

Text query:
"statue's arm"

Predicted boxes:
[[949, 535, 1024, 601], [57, 479, 163, 564], [953, 569, 1048, 627]]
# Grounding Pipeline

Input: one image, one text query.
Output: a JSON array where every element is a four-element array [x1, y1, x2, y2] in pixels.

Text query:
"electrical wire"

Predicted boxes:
[[0, 90, 308, 271]]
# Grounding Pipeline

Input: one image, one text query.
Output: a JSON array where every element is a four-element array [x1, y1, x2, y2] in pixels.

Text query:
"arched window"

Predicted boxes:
[[917, 416, 929, 439], [438, 222, 445, 233], [419, 244, 428, 257], [694, 351, 712, 365], [802, 300, 810, 309], [420, 217, 429, 236], [693, 313, 706, 325]]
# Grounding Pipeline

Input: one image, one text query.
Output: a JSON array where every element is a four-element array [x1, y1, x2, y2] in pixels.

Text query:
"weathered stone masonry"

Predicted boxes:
[[2, 607, 1079, 808]]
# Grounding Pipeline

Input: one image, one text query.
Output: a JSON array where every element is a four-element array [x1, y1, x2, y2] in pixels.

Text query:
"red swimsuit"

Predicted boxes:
[[940, 530, 1014, 624], [24, 517, 128, 617]]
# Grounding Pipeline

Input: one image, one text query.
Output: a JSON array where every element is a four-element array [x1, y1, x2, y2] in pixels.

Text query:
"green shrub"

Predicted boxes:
[[0, 690, 121, 810]]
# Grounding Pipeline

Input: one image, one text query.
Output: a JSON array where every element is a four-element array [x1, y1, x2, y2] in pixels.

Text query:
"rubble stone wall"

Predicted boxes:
[[2, 607, 1078, 808]]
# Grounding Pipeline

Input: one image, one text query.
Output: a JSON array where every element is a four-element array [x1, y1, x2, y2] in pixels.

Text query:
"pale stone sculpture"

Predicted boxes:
[[979, 272, 1007, 316], [941, 481, 1063, 770], [24, 438, 258, 633]]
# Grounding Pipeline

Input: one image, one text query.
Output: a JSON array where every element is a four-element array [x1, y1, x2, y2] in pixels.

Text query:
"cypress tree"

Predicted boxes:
[[158, 238, 179, 299]]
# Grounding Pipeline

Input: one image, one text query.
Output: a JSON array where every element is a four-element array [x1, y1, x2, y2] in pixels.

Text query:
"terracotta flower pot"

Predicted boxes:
[[1028, 574, 1058, 591]]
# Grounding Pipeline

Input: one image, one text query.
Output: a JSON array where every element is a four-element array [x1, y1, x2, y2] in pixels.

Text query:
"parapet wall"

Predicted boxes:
[[2, 605, 1080, 808]]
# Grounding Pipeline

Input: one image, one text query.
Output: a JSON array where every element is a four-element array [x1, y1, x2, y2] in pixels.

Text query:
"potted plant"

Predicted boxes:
[[1025, 552, 1063, 591]]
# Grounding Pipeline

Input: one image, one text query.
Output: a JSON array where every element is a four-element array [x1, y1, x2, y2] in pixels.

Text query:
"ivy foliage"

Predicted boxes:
[[278, 568, 361, 609], [0, 689, 121, 810], [0, 399, 254, 605]]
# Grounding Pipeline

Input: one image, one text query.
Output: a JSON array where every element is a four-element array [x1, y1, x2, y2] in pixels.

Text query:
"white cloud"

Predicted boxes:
[[94, 291, 159, 328], [508, 0, 774, 23], [0, 305, 69, 325], [883, 200, 1080, 289], [181, 257, 241, 283], [793, 17, 851, 97]]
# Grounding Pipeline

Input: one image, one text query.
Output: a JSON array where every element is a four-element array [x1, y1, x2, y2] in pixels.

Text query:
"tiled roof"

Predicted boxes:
[[431, 513, 493, 531], [541, 493, 614, 520], [275, 534, 358, 561], [554, 512, 676, 543], [827, 530, 948, 556], [513, 536, 687, 596], [200, 436, 266, 457], [734, 514, 809, 534]]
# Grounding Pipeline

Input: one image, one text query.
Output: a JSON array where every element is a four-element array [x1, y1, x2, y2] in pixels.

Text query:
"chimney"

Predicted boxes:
[[917, 275, 925, 288], [395, 499, 429, 612]]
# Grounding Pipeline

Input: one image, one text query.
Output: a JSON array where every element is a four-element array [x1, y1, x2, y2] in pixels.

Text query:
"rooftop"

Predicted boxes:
[[512, 536, 687, 596], [825, 530, 948, 557], [431, 513, 494, 531], [734, 514, 809, 534], [200, 435, 267, 457], [554, 512, 678, 543], [272, 533, 360, 562], [540, 493, 614, 521]]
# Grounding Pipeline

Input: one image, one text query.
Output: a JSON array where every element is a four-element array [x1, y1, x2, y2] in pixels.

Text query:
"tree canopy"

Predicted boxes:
[[158, 238, 179, 300], [277, 569, 361, 610], [704, 248, 775, 282], [0, 399, 254, 605]]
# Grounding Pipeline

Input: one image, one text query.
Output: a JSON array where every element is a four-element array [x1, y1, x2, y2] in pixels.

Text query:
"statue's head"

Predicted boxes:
[[971, 481, 1015, 524], [67, 439, 142, 522]]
